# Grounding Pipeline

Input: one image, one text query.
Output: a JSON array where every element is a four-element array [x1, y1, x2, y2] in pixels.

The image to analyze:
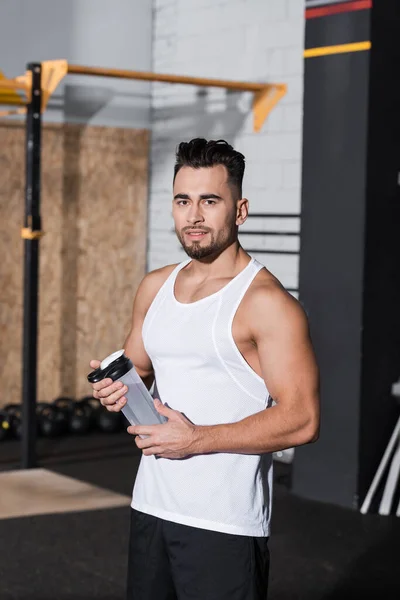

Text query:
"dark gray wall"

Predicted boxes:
[[293, 2, 400, 510], [358, 0, 400, 504], [0, 0, 152, 127]]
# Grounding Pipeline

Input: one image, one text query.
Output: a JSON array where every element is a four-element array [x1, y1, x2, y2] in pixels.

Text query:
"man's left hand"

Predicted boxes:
[[127, 399, 200, 459]]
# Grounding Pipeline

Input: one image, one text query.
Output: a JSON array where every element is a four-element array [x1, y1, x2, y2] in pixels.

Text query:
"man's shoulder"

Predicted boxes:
[[138, 262, 181, 306], [245, 266, 307, 328], [249, 266, 287, 300], [144, 262, 180, 284]]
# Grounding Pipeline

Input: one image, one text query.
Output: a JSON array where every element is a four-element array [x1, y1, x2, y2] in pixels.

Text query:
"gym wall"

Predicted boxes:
[[0, 0, 153, 128], [0, 0, 153, 407], [148, 0, 305, 297]]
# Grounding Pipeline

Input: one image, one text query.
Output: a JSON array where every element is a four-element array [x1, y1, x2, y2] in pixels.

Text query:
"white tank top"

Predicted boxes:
[[131, 256, 273, 537]]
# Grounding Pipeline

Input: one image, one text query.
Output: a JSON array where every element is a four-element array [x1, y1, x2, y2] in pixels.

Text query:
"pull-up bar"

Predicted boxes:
[[68, 63, 268, 90], [0, 59, 287, 132]]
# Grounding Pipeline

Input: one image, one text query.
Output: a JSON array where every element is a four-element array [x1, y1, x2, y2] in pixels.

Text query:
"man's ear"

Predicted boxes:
[[236, 198, 249, 225]]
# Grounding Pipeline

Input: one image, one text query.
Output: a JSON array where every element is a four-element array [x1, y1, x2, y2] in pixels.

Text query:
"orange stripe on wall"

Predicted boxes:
[[304, 41, 371, 58]]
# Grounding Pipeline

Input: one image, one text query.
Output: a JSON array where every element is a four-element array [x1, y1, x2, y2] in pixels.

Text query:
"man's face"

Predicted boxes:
[[172, 165, 246, 260]]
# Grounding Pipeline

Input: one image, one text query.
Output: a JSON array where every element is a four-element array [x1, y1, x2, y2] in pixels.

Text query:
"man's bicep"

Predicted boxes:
[[124, 317, 154, 381], [123, 277, 155, 381], [253, 289, 320, 407]]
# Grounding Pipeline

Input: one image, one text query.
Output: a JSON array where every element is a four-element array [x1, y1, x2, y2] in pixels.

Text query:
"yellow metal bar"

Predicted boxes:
[[21, 227, 44, 240], [0, 79, 29, 91], [0, 95, 25, 106], [304, 41, 371, 58], [253, 84, 287, 133], [40, 60, 68, 111], [0, 69, 26, 109]]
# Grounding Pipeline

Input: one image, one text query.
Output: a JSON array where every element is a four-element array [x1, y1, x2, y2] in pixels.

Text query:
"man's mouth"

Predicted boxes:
[[185, 230, 208, 239]]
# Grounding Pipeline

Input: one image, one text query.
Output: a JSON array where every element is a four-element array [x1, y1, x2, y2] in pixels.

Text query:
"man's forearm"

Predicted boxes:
[[193, 403, 319, 455]]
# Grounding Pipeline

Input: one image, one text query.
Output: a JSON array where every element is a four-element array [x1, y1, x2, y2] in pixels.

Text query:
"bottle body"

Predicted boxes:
[[118, 367, 167, 427]]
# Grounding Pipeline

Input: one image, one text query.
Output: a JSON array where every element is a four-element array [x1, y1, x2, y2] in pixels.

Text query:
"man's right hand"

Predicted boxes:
[[89, 359, 128, 413]]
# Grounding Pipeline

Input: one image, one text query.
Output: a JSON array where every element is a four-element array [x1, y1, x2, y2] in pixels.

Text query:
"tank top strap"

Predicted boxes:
[[153, 259, 191, 299], [142, 259, 191, 341], [166, 258, 191, 290], [219, 256, 264, 303]]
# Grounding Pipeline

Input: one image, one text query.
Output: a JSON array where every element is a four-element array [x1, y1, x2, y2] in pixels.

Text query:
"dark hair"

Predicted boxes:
[[173, 138, 245, 198]]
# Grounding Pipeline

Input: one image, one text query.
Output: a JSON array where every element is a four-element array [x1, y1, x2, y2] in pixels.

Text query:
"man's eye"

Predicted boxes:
[[205, 200, 216, 205]]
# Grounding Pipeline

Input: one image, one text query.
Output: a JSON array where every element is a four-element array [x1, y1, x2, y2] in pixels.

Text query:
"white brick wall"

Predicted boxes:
[[148, 0, 305, 293]]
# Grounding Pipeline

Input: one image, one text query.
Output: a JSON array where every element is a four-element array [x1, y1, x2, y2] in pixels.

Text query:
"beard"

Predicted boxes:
[[175, 219, 237, 260]]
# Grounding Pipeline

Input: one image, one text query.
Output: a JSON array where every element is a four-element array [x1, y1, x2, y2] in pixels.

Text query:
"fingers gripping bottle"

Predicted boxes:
[[87, 349, 167, 427]]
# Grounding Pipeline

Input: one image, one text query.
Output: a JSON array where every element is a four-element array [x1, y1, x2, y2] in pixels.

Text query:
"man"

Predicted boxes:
[[90, 138, 320, 600]]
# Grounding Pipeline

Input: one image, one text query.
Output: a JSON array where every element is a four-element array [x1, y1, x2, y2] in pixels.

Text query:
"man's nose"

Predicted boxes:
[[186, 206, 204, 224]]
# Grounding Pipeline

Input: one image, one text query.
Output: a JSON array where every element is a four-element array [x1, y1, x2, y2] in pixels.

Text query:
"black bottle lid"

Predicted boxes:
[[87, 350, 133, 383]]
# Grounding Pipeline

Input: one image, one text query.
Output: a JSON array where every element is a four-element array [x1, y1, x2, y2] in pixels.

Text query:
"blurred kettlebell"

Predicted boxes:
[[69, 400, 92, 434], [97, 405, 124, 433], [37, 402, 67, 437], [0, 409, 12, 441], [79, 395, 101, 428], [4, 404, 23, 439]]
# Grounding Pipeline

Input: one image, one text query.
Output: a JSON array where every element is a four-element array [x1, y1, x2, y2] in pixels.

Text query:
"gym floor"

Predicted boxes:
[[0, 433, 399, 600]]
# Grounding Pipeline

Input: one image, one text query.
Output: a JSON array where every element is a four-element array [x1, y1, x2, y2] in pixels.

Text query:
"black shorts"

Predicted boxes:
[[126, 508, 270, 600]]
